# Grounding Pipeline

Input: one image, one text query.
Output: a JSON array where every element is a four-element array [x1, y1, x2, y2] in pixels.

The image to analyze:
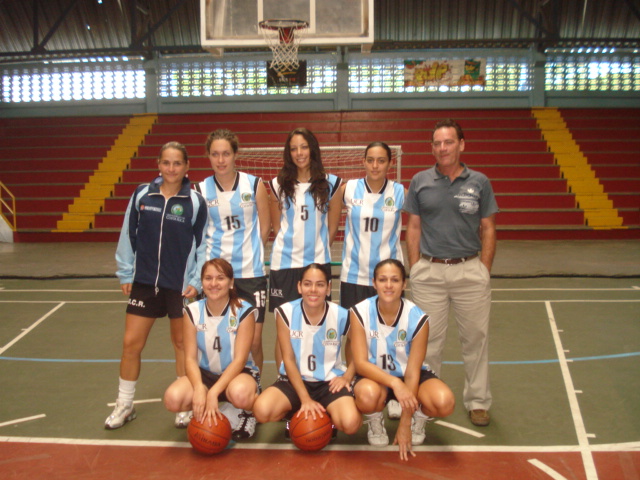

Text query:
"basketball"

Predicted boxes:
[[289, 411, 333, 451], [187, 415, 232, 455]]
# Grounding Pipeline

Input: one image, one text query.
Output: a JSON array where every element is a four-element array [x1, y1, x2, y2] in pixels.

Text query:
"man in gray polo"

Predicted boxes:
[[405, 119, 498, 427]]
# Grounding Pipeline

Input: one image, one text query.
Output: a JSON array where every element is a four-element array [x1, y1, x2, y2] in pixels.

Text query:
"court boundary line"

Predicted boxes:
[[1, 435, 639, 452], [0, 302, 65, 355], [546, 301, 597, 480]]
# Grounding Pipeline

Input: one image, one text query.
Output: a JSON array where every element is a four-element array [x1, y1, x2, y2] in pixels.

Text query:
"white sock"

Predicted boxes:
[[117, 377, 136, 406]]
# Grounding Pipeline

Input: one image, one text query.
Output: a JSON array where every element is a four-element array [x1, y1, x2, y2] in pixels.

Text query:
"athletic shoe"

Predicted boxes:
[[410, 411, 433, 445], [105, 400, 136, 430], [174, 410, 192, 428], [232, 411, 256, 440], [387, 399, 402, 419], [219, 402, 241, 431], [364, 412, 389, 447]]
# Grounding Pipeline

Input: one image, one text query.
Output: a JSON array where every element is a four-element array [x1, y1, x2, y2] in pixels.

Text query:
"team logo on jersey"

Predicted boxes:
[[171, 204, 184, 216], [207, 199, 220, 208], [382, 196, 397, 212], [290, 330, 304, 339], [196, 323, 207, 331], [351, 198, 364, 206], [394, 329, 408, 347], [368, 330, 380, 339], [323, 328, 340, 346], [270, 288, 283, 298], [227, 316, 238, 332], [239, 192, 254, 208]]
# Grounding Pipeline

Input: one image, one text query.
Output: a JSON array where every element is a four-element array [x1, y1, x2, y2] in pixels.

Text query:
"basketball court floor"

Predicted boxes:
[[0, 240, 638, 479]]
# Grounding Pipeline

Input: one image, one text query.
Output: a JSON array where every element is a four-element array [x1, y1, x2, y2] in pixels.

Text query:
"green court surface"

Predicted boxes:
[[1, 277, 638, 452]]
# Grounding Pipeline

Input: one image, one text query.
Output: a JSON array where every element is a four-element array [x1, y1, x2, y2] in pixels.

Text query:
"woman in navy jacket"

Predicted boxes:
[[105, 141, 207, 430]]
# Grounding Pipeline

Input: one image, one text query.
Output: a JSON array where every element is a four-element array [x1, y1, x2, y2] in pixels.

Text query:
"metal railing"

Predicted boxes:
[[0, 181, 16, 231]]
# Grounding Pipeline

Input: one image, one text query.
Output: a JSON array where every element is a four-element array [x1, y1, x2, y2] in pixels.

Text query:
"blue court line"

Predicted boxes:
[[1, 352, 639, 364]]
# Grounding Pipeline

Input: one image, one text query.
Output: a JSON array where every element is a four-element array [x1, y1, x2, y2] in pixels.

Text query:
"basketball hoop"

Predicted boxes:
[[259, 19, 309, 74]]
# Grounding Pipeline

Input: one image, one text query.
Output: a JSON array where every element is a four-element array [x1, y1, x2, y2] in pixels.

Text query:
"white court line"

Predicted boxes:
[[528, 459, 568, 480], [107, 398, 162, 407], [0, 303, 65, 355], [434, 420, 485, 438], [0, 414, 46, 428], [545, 301, 598, 480], [1, 436, 639, 452], [494, 288, 639, 291], [0, 301, 125, 304], [0, 290, 120, 293]]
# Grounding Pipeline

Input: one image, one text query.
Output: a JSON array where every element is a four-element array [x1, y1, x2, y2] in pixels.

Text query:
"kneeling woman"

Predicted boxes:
[[350, 259, 455, 460], [253, 264, 361, 436], [164, 258, 259, 435]]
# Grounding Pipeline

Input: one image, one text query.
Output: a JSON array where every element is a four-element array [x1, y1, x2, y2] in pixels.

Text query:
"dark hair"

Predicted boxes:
[[433, 119, 465, 141], [159, 141, 188, 163], [277, 128, 330, 213], [364, 141, 392, 161], [373, 258, 407, 282], [205, 129, 239, 154], [201, 258, 242, 314], [299, 263, 331, 284]]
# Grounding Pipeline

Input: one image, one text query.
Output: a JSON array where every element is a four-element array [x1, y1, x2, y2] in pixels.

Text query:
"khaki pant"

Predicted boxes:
[[409, 256, 492, 411]]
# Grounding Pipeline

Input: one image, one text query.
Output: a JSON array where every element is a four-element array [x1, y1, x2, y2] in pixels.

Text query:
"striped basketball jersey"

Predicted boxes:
[[185, 298, 258, 375], [341, 178, 405, 286], [276, 298, 350, 382], [269, 174, 341, 270], [351, 296, 429, 378], [198, 172, 265, 279]]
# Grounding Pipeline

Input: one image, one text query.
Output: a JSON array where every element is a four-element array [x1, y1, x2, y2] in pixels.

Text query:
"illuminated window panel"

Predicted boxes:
[[1, 61, 145, 103], [158, 59, 337, 97]]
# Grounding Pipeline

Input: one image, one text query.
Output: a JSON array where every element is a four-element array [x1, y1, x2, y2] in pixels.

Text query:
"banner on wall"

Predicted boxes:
[[404, 59, 486, 87]]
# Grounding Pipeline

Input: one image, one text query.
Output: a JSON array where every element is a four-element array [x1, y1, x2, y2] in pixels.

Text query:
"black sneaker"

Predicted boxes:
[[232, 410, 256, 440]]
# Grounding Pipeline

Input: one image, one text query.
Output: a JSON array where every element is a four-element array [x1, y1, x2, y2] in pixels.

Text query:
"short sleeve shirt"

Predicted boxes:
[[405, 163, 499, 258]]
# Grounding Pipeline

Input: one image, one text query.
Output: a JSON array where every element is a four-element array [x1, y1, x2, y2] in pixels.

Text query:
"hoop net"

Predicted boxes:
[[259, 19, 309, 74]]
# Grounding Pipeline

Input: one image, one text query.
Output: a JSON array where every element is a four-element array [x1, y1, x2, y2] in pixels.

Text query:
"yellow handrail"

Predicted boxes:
[[0, 180, 17, 231]]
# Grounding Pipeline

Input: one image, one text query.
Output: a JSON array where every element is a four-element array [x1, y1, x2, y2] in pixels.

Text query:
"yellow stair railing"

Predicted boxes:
[[55, 114, 158, 232], [0, 180, 17, 231], [532, 107, 625, 229]]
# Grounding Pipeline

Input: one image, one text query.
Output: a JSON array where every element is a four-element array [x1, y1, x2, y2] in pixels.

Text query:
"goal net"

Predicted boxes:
[[235, 145, 402, 183], [235, 145, 403, 248]]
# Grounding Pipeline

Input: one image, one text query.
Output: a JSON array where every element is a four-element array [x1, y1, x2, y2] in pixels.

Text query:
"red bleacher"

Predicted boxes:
[[2, 109, 639, 241]]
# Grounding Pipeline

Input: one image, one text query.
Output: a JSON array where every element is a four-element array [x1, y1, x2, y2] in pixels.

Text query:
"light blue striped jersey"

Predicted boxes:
[[197, 172, 265, 279], [276, 298, 350, 382], [186, 298, 258, 375], [341, 178, 405, 286], [351, 296, 429, 378], [269, 174, 341, 270]]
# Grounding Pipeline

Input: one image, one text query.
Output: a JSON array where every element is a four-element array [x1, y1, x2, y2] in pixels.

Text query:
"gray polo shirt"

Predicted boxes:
[[405, 163, 499, 258]]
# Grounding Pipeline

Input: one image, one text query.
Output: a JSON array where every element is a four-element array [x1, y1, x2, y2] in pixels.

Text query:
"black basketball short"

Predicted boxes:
[[126, 282, 184, 319], [271, 375, 353, 416]]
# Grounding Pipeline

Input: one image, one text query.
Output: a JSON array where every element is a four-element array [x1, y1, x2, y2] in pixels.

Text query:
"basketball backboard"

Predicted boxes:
[[200, 0, 374, 54]]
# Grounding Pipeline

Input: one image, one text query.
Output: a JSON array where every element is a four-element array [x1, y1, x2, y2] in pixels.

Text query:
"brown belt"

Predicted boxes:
[[421, 253, 478, 265]]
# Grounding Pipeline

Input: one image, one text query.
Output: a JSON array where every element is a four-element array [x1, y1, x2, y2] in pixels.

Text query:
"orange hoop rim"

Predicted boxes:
[[258, 19, 309, 32]]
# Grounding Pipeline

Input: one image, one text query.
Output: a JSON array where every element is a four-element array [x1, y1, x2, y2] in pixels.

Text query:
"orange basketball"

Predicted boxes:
[[187, 415, 232, 455], [289, 411, 333, 451]]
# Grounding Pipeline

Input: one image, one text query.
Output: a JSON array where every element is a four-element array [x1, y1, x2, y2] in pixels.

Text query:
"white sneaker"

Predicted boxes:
[[364, 412, 389, 447], [105, 400, 136, 430], [219, 402, 241, 430], [410, 411, 433, 445], [174, 410, 192, 428], [387, 399, 402, 419], [232, 411, 256, 440]]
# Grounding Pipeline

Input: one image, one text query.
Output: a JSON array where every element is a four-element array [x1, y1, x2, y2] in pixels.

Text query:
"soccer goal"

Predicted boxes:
[[235, 145, 402, 182]]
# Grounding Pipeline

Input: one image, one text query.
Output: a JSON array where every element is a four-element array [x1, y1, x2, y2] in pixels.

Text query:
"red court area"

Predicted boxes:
[[1, 442, 638, 480]]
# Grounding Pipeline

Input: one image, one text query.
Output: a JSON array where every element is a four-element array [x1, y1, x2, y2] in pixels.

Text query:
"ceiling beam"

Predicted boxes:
[[31, 0, 80, 54]]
